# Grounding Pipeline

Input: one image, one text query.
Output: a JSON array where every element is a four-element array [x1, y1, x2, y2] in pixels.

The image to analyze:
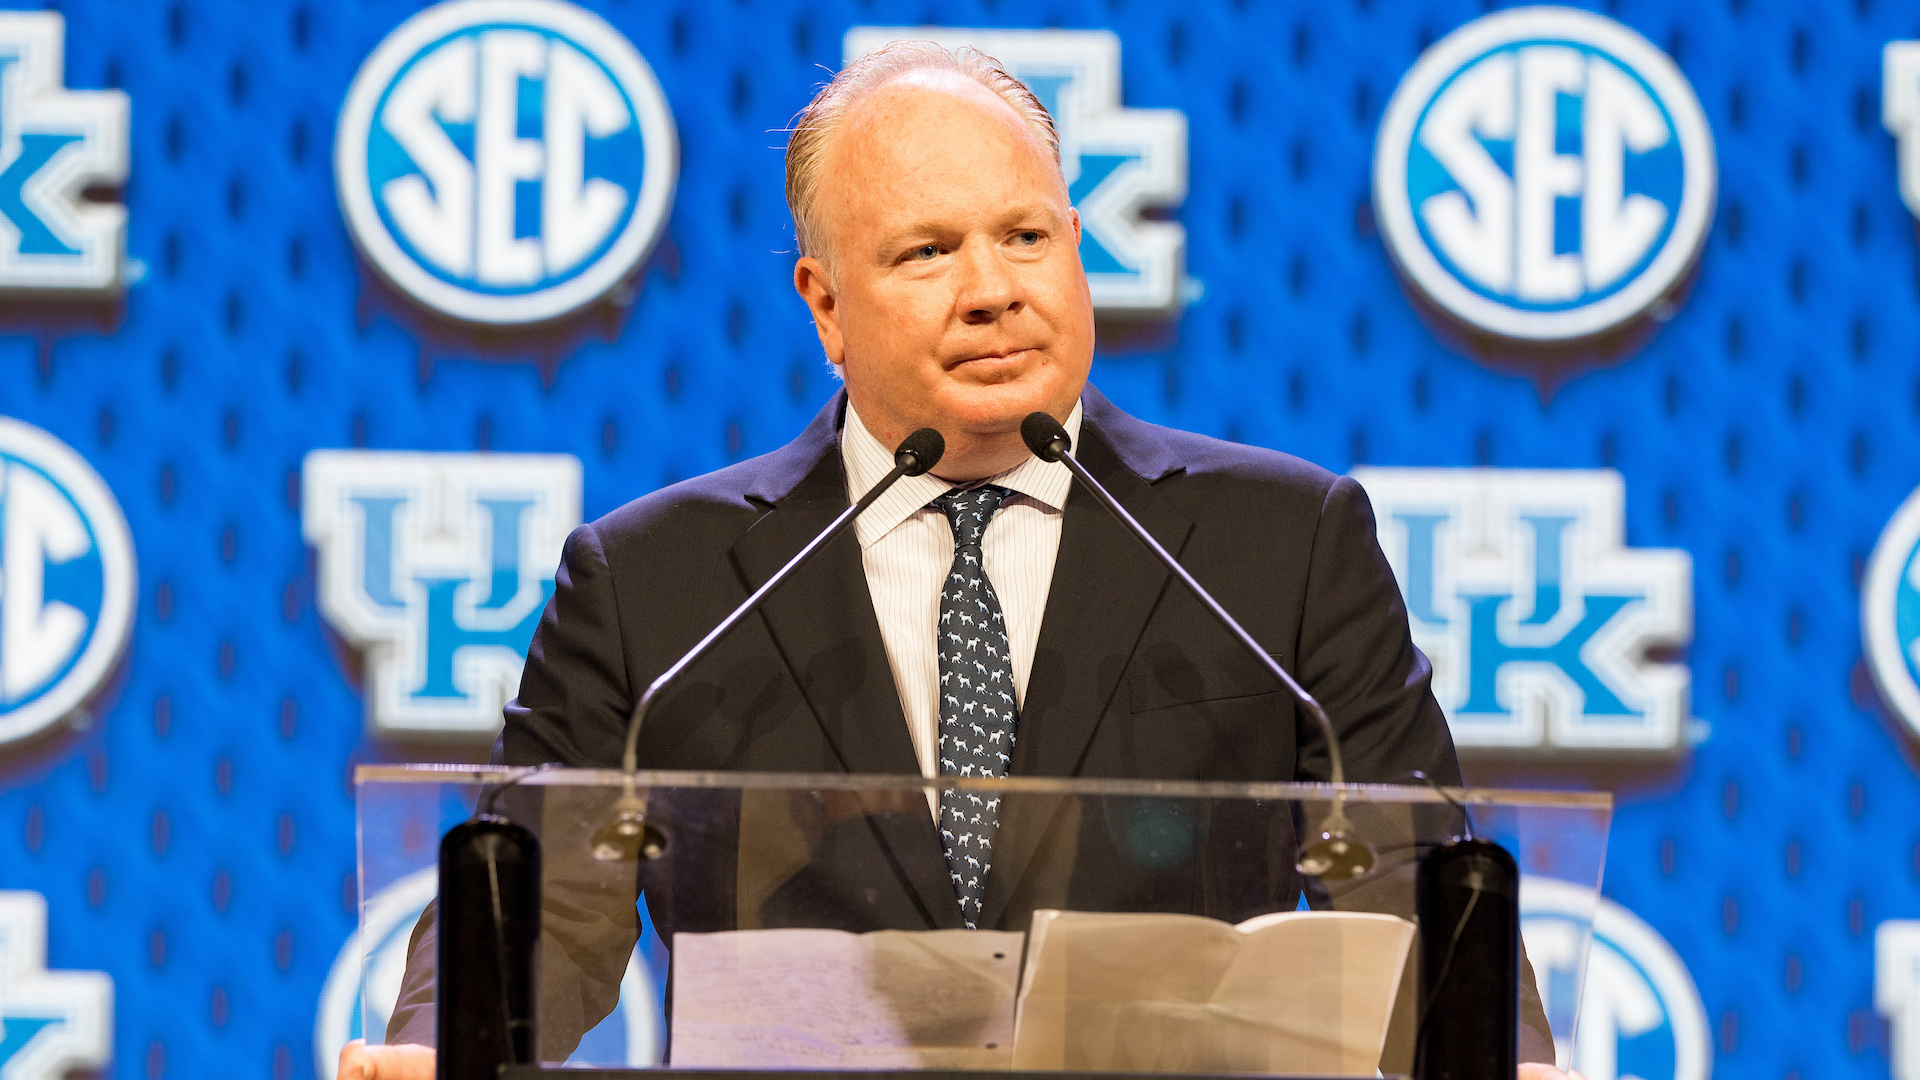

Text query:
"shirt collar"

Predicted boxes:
[[841, 398, 1084, 550]]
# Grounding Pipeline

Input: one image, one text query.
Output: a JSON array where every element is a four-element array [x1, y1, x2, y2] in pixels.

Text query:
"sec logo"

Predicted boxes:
[[335, 0, 677, 325], [1374, 7, 1715, 341], [1864, 485, 1920, 742], [1521, 878, 1711, 1080], [0, 418, 135, 746]]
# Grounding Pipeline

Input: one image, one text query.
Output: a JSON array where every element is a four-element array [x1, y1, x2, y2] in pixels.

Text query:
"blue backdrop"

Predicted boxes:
[[0, 1, 1915, 1077]]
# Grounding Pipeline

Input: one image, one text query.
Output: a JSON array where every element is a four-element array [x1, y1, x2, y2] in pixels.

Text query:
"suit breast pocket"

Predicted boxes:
[[1117, 655, 1294, 780], [1127, 651, 1291, 715]]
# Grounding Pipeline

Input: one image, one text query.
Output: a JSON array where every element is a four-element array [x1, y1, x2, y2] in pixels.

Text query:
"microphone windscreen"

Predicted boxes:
[[1021, 411, 1072, 462], [894, 427, 945, 476]]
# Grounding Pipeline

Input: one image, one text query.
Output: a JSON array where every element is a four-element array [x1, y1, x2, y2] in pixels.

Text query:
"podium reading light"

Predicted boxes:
[[591, 427, 948, 862], [1019, 412, 1374, 880]]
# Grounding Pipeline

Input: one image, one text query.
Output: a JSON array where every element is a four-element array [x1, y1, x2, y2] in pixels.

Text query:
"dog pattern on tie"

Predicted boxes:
[[932, 484, 1018, 928]]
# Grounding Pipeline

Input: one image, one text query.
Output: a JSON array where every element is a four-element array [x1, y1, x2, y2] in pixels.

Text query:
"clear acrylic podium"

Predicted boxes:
[[355, 765, 1609, 1078]]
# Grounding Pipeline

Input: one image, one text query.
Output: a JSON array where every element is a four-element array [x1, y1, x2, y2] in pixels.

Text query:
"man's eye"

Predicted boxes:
[[1014, 231, 1042, 246], [911, 244, 940, 260]]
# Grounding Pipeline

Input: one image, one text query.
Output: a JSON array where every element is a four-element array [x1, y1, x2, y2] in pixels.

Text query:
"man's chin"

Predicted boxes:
[[935, 376, 1078, 434]]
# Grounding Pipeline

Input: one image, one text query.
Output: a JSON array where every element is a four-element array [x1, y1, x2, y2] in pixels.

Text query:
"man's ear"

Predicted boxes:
[[1069, 206, 1081, 245], [793, 256, 845, 367]]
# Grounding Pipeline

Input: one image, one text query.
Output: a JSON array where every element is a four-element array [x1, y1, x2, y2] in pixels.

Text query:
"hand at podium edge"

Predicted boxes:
[[1519, 1064, 1585, 1080], [337, 1038, 433, 1080]]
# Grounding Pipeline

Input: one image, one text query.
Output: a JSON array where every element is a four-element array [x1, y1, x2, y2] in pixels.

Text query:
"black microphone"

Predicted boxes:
[[438, 816, 541, 1079], [1019, 411, 1374, 879], [1413, 836, 1520, 1079], [590, 426, 946, 861]]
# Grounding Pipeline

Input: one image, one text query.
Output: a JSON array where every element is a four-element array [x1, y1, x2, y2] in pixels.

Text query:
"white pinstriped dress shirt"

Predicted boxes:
[[840, 400, 1085, 786]]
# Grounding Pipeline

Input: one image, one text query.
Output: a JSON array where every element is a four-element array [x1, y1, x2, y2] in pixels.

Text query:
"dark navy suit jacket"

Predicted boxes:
[[510, 385, 1455, 784], [391, 386, 1552, 1065]]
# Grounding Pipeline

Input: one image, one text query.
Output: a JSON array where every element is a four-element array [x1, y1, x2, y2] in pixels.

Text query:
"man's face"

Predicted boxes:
[[796, 72, 1095, 454]]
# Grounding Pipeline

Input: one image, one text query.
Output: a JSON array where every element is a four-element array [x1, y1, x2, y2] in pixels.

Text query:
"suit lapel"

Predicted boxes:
[[728, 422, 918, 776], [728, 397, 961, 927], [1013, 414, 1193, 778], [981, 396, 1193, 928]]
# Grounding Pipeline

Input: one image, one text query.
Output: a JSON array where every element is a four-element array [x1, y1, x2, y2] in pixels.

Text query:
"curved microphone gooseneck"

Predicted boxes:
[[1018, 411, 1374, 879], [589, 426, 947, 862]]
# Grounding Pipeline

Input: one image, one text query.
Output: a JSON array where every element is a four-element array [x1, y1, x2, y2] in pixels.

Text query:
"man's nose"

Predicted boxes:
[[954, 241, 1023, 323]]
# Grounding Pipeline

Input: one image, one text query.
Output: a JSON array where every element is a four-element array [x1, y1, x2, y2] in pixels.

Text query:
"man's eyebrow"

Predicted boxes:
[[996, 204, 1052, 227], [874, 222, 948, 256], [872, 206, 1059, 256]]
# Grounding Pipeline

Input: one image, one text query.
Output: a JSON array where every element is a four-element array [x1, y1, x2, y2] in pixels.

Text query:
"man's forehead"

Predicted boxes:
[[852, 69, 1020, 125], [835, 73, 1049, 168], [803, 66, 1068, 268]]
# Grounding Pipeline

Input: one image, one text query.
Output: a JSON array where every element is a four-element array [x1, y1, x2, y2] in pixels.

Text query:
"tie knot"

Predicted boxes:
[[934, 484, 1010, 547]]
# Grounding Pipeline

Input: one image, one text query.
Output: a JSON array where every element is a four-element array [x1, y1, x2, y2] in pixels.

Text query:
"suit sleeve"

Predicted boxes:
[[503, 521, 634, 768], [384, 901, 439, 1046], [381, 797, 641, 1061], [1292, 476, 1556, 1064], [1292, 475, 1458, 787], [385, 522, 643, 1056]]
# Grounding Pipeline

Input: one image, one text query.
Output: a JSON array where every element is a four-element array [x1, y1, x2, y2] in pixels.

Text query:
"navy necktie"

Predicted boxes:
[[932, 484, 1018, 928]]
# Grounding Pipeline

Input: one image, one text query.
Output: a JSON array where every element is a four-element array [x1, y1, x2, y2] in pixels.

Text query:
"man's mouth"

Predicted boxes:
[[949, 348, 1037, 370]]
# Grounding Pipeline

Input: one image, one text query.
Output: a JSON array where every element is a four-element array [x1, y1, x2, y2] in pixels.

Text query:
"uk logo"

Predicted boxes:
[[1863, 485, 1920, 742], [1373, 8, 1715, 341], [1522, 878, 1711, 1080], [1884, 43, 1920, 223], [1353, 469, 1691, 752], [0, 418, 136, 746], [0, 891, 113, 1080], [314, 868, 661, 1076], [335, 0, 677, 325], [0, 12, 130, 294], [844, 27, 1188, 314], [302, 452, 579, 735], [1877, 921, 1920, 1080]]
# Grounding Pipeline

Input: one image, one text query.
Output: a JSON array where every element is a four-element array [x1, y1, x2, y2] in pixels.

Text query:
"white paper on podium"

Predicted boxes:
[[669, 927, 1024, 1069], [1012, 909, 1416, 1076]]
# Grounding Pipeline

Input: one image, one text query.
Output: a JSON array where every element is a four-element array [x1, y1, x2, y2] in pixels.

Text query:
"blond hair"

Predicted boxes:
[[784, 41, 1062, 266]]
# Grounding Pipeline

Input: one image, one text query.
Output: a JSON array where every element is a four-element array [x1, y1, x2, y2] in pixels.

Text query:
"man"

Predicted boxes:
[[342, 42, 1575, 1079]]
